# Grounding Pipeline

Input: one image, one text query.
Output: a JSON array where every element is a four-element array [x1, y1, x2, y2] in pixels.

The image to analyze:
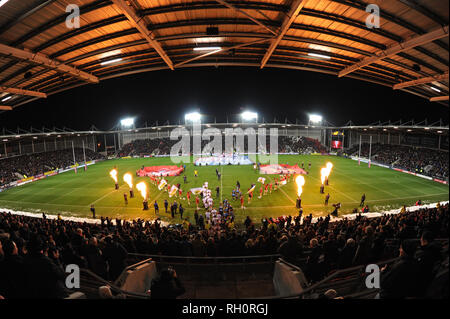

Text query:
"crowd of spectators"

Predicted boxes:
[[347, 143, 449, 180], [279, 136, 327, 154], [0, 203, 447, 299], [0, 149, 105, 188], [118, 136, 327, 157]]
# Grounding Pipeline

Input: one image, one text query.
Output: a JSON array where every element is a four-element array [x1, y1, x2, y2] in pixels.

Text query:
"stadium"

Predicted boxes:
[[0, 0, 448, 305]]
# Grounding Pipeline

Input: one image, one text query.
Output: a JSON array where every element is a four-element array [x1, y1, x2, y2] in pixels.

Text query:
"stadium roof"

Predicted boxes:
[[0, 0, 448, 110]]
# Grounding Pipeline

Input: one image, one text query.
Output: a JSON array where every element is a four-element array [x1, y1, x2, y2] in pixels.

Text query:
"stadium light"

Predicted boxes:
[[0, 1, 10, 8], [101, 58, 123, 66], [241, 111, 258, 122], [193, 47, 222, 51], [430, 86, 441, 93], [185, 112, 201, 123], [120, 118, 135, 127], [308, 53, 331, 59], [309, 114, 323, 124]]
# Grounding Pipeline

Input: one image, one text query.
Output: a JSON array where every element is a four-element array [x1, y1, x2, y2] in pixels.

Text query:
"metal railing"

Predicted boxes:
[[258, 257, 399, 299]]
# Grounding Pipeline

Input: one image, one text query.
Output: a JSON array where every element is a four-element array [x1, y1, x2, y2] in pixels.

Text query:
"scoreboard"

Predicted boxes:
[[331, 131, 344, 149]]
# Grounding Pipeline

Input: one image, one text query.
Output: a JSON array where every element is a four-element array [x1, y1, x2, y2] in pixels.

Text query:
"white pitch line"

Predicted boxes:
[[220, 166, 223, 203], [264, 174, 296, 205], [1, 192, 447, 211]]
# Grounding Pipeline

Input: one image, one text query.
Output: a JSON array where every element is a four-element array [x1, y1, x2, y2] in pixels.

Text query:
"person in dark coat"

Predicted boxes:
[[194, 210, 199, 226], [352, 226, 374, 265], [338, 238, 356, 269], [23, 237, 68, 299], [164, 200, 169, 213], [84, 237, 108, 279], [103, 236, 128, 281], [179, 204, 184, 220], [415, 231, 442, 296], [379, 239, 420, 299], [0, 240, 27, 299], [151, 268, 185, 299]]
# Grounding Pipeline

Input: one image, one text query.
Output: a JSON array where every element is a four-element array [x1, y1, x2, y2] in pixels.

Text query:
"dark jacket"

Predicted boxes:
[[0, 255, 27, 299], [380, 256, 420, 299], [151, 277, 185, 299], [415, 242, 442, 294], [23, 253, 68, 299], [103, 242, 128, 280]]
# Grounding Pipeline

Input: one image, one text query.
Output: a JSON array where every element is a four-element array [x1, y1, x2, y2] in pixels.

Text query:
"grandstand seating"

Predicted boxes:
[[0, 149, 105, 188], [347, 143, 449, 180], [0, 203, 448, 299], [117, 136, 327, 157]]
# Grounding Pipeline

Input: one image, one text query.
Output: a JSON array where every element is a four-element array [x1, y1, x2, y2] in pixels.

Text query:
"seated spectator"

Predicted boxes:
[[150, 268, 185, 299], [23, 237, 68, 299], [0, 240, 27, 299], [415, 231, 442, 296], [379, 239, 420, 299]]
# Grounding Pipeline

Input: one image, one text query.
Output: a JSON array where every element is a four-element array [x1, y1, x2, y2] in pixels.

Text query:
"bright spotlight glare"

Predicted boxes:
[[185, 112, 201, 122], [241, 111, 258, 121], [308, 53, 331, 59], [0, 1, 10, 8], [309, 114, 323, 123], [193, 47, 222, 51], [120, 118, 134, 127], [101, 58, 123, 66]]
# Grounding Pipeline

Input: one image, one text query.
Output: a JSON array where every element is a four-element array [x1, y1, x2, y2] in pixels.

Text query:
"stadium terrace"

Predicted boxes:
[[0, 0, 448, 307]]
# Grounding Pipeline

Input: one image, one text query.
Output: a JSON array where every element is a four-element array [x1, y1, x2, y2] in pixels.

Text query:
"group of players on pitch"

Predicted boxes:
[[112, 163, 371, 222]]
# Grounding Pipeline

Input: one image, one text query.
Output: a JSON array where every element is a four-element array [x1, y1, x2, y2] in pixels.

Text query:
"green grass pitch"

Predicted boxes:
[[0, 155, 448, 224]]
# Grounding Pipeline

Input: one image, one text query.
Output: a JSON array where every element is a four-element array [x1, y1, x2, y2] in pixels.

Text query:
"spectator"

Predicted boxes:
[[379, 239, 420, 299], [150, 268, 185, 299]]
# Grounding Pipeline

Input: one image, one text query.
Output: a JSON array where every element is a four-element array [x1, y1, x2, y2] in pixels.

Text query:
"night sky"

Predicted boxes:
[[2, 67, 448, 130]]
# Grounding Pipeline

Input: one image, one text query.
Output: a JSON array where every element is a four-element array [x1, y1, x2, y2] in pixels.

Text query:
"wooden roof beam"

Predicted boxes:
[[214, 0, 277, 35], [393, 71, 449, 90], [111, 0, 174, 70], [0, 86, 47, 98], [339, 25, 449, 78], [175, 38, 273, 68], [430, 95, 449, 102], [0, 43, 99, 83], [0, 106, 13, 111], [260, 0, 307, 69]]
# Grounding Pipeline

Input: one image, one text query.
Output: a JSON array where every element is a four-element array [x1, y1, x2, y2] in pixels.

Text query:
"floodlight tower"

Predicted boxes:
[[241, 111, 258, 123], [184, 112, 202, 124], [185, 112, 202, 157], [308, 114, 323, 126], [120, 117, 135, 129]]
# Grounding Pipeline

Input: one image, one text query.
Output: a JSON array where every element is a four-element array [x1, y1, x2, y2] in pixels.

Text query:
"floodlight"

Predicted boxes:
[[0, 1, 10, 8], [193, 47, 222, 51], [309, 114, 322, 124], [430, 86, 441, 93], [120, 118, 134, 127], [308, 53, 331, 59], [101, 58, 123, 66], [185, 112, 201, 122], [241, 111, 258, 121]]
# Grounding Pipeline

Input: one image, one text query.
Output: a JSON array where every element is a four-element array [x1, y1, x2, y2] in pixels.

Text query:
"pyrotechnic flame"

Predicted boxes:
[[109, 169, 118, 183], [320, 162, 333, 184], [136, 182, 148, 199], [320, 167, 327, 185], [123, 173, 133, 188], [325, 162, 333, 177], [295, 175, 305, 197]]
